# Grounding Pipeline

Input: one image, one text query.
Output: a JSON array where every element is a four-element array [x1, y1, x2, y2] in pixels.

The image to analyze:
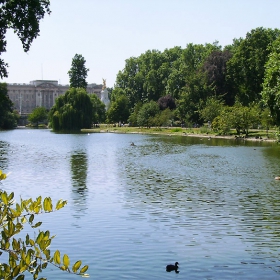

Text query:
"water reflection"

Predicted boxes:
[[118, 135, 280, 277], [1, 130, 280, 279], [0, 140, 9, 171], [70, 151, 88, 215]]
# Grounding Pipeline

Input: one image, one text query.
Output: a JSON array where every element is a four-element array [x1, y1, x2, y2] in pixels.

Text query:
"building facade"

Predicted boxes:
[[7, 80, 103, 115]]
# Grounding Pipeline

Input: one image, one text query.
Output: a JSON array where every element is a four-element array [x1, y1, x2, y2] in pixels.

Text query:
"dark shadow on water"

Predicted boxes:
[[70, 151, 88, 215]]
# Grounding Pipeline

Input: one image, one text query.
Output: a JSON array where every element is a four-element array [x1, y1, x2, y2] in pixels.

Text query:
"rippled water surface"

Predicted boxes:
[[1, 129, 280, 279]]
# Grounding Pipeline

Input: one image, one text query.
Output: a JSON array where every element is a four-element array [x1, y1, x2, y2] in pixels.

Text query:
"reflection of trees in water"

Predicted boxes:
[[70, 151, 88, 215], [0, 141, 9, 171], [122, 139, 280, 271]]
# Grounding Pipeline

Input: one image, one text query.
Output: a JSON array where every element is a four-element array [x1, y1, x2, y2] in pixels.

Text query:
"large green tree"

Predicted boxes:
[[261, 37, 280, 125], [0, 83, 18, 129], [202, 49, 233, 105], [28, 106, 48, 127], [226, 27, 280, 105], [0, 0, 51, 78], [49, 88, 93, 131], [137, 101, 160, 128], [68, 54, 89, 89], [89, 94, 106, 124], [106, 94, 129, 124]]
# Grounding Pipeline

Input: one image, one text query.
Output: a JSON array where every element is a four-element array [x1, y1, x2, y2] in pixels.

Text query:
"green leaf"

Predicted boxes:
[[12, 265, 20, 277], [16, 275, 25, 280], [72, 260, 82, 273], [63, 254, 70, 268], [55, 199, 67, 210], [42, 262, 48, 269], [12, 238, 20, 251], [26, 234, 30, 245], [5, 241, 10, 249], [43, 197, 53, 212], [1, 192, 8, 204], [29, 214, 34, 223], [53, 250, 61, 265], [8, 192, 14, 201], [80, 265, 89, 274], [32, 221, 42, 228]]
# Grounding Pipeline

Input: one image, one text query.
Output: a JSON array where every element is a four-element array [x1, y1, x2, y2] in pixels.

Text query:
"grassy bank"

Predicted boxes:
[[81, 125, 278, 142]]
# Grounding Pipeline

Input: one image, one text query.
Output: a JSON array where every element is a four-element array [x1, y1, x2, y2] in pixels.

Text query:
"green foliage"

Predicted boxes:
[[68, 54, 89, 89], [275, 128, 280, 142], [199, 96, 224, 123], [212, 115, 231, 135], [28, 107, 48, 127], [260, 107, 274, 133], [49, 88, 93, 131], [127, 102, 142, 127], [137, 101, 160, 128], [212, 103, 260, 136], [226, 27, 280, 105], [111, 27, 280, 128], [202, 50, 233, 105], [0, 1, 51, 78], [157, 95, 176, 111], [106, 95, 129, 123], [89, 94, 106, 124], [0, 83, 18, 129], [0, 171, 89, 279], [156, 108, 174, 127], [261, 37, 280, 125]]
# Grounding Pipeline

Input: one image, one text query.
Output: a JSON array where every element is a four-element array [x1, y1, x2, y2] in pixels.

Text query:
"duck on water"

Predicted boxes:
[[166, 262, 179, 273]]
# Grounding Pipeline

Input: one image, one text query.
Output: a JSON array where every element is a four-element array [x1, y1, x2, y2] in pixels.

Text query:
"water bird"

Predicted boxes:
[[130, 142, 136, 146], [275, 177, 280, 180], [166, 262, 179, 272]]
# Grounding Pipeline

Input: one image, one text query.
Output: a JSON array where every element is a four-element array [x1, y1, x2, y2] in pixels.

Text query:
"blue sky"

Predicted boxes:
[[1, 0, 280, 87]]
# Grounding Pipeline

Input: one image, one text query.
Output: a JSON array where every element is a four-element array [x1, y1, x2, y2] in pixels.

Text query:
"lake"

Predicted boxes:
[[0, 129, 280, 279]]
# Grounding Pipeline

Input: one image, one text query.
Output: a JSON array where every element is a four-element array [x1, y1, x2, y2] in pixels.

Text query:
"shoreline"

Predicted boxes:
[[81, 128, 277, 143]]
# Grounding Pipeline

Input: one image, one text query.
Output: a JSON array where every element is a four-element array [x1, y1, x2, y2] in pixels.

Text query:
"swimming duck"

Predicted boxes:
[[166, 262, 179, 272]]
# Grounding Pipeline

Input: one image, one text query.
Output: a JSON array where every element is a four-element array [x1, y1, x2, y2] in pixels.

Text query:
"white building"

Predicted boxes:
[[7, 80, 103, 115]]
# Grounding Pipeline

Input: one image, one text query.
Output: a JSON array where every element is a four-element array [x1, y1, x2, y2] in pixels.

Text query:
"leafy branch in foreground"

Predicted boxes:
[[0, 171, 89, 279]]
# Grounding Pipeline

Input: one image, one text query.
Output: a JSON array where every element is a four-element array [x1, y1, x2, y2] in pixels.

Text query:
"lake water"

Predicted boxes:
[[0, 129, 280, 279]]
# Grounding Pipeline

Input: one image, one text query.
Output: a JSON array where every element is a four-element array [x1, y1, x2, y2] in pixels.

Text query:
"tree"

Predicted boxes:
[[157, 95, 176, 111], [226, 27, 280, 105], [0, 0, 51, 78], [89, 94, 106, 124], [199, 96, 224, 123], [0, 83, 18, 129], [68, 54, 89, 89], [260, 107, 274, 136], [49, 88, 93, 131], [261, 37, 280, 125], [106, 95, 129, 124], [0, 170, 89, 279], [213, 103, 260, 136], [137, 101, 160, 128], [28, 107, 48, 127], [202, 50, 233, 105]]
